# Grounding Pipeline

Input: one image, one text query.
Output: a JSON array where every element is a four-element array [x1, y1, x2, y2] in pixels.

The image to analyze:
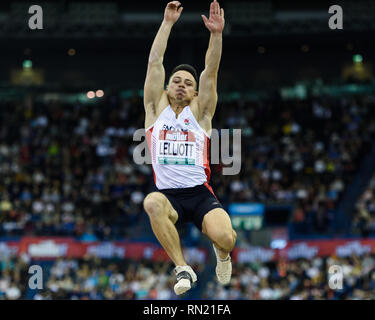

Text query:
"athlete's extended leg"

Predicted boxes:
[[202, 208, 237, 284], [143, 192, 197, 294]]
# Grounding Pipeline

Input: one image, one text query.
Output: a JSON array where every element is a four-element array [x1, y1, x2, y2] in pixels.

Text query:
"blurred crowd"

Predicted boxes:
[[1, 252, 375, 300], [40, 257, 190, 300], [0, 95, 148, 239], [0, 253, 29, 300], [203, 253, 375, 300], [0, 254, 204, 300], [352, 173, 375, 237], [1, 93, 375, 238], [211, 95, 375, 234]]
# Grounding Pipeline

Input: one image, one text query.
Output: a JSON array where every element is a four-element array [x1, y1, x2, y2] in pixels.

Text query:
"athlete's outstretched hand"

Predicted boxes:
[[201, 0, 225, 34], [164, 1, 183, 24]]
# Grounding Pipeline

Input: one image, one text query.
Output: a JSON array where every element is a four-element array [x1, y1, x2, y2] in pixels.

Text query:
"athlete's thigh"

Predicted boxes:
[[201, 208, 234, 238]]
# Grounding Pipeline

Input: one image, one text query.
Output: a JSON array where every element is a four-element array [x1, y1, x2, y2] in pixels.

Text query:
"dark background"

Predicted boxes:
[[0, 0, 374, 91]]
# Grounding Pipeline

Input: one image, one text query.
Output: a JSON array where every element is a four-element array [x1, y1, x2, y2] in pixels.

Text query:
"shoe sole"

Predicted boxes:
[[174, 278, 191, 295]]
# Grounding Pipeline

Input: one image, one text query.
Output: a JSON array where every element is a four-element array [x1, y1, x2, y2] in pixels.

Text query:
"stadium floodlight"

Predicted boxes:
[[68, 48, 76, 56], [87, 91, 95, 99], [353, 54, 363, 63], [96, 90, 104, 98], [23, 60, 32, 69]]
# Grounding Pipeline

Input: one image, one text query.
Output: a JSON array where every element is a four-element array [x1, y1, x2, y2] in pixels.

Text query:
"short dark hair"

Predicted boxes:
[[169, 64, 198, 87]]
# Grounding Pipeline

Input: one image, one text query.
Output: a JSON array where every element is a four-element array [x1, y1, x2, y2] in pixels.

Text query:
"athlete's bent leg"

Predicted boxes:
[[143, 192, 185, 266], [143, 192, 197, 294], [202, 208, 237, 284], [202, 208, 237, 257]]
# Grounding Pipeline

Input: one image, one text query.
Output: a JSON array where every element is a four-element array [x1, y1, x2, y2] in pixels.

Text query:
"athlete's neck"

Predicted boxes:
[[169, 101, 189, 118]]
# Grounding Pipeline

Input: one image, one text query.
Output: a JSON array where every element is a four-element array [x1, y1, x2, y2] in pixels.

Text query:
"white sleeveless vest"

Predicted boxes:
[[146, 105, 211, 189]]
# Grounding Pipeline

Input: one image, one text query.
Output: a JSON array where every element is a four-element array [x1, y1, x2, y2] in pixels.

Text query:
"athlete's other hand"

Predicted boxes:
[[164, 1, 183, 24], [201, 0, 225, 34]]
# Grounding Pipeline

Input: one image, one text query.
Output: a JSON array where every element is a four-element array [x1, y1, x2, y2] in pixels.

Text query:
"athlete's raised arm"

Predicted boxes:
[[198, 0, 224, 121], [144, 1, 183, 120]]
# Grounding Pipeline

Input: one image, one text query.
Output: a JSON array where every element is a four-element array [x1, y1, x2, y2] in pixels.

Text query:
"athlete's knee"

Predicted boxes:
[[217, 229, 237, 253], [143, 192, 167, 218], [232, 229, 237, 248]]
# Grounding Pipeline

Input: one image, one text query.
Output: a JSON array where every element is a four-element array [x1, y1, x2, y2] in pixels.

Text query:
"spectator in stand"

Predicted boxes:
[[0, 251, 374, 300], [203, 253, 375, 300], [41, 256, 202, 300], [352, 173, 375, 237]]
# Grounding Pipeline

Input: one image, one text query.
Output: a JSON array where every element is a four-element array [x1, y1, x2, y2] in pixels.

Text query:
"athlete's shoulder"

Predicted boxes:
[[189, 97, 212, 134], [188, 97, 201, 119], [145, 92, 170, 129]]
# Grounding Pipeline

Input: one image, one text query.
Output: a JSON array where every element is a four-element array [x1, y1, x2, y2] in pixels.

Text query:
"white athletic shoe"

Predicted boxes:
[[213, 244, 232, 285], [173, 265, 197, 295]]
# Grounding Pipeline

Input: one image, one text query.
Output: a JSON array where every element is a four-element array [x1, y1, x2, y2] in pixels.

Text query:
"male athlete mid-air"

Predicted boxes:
[[143, 0, 237, 295]]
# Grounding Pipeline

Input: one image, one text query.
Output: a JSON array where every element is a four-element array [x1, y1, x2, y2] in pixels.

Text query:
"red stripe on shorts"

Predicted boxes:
[[204, 182, 219, 202]]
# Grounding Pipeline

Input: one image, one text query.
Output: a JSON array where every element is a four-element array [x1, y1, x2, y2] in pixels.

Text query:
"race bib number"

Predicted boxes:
[[157, 130, 197, 165]]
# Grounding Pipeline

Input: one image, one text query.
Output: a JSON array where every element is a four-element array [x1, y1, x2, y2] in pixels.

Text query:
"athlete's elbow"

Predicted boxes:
[[202, 69, 218, 83], [148, 54, 163, 66]]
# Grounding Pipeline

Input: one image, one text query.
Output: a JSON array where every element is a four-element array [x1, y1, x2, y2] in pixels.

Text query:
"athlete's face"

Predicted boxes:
[[167, 70, 197, 103]]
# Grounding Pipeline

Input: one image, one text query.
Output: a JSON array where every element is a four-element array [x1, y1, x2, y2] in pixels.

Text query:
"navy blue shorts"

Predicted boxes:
[[159, 183, 223, 232]]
